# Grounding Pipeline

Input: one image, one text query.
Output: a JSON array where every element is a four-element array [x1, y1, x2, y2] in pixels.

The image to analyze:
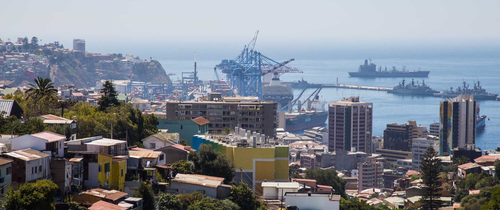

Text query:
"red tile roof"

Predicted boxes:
[[82, 188, 127, 201], [0, 157, 13, 166], [405, 170, 421, 177], [88, 201, 127, 210], [191, 117, 210, 126], [31, 131, 66, 142]]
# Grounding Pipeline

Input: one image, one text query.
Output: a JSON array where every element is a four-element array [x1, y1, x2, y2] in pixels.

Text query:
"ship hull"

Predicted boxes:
[[263, 94, 293, 107], [476, 115, 486, 129], [434, 93, 498, 100], [387, 89, 439, 96], [285, 112, 328, 132], [348, 71, 430, 77]]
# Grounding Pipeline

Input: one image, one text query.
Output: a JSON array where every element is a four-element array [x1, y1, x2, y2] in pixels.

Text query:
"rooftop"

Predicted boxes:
[[172, 173, 224, 188], [39, 114, 74, 124], [142, 132, 179, 145], [0, 157, 13, 166], [85, 138, 127, 146], [4, 148, 50, 161], [129, 151, 162, 159], [30, 131, 66, 142], [261, 182, 300, 189], [458, 162, 482, 170], [81, 188, 128, 201], [191, 116, 210, 126], [88, 201, 127, 210], [474, 155, 500, 164]]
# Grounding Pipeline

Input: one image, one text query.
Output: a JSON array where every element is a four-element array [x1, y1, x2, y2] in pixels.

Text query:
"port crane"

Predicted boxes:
[[215, 31, 302, 98]]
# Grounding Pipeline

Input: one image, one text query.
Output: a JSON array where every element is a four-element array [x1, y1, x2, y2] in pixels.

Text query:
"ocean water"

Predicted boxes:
[[159, 58, 500, 151]]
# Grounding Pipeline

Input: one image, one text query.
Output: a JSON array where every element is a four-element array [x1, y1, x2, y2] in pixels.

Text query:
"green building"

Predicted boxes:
[[157, 117, 209, 146]]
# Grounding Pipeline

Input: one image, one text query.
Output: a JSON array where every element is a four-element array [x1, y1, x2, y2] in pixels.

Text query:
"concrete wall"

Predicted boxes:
[[86, 162, 99, 188], [25, 156, 51, 182], [50, 158, 72, 194], [156, 147, 188, 165]]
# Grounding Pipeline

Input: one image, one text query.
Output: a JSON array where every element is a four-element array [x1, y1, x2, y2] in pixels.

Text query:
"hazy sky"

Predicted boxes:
[[3, 0, 500, 59]]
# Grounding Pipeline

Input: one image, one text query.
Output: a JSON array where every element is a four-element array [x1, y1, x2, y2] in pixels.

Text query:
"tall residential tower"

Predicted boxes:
[[328, 97, 373, 153], [440, 94, 476, 154]]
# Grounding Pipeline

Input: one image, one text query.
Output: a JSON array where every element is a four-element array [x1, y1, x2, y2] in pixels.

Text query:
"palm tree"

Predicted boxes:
[[454, 156, 470, 165], [26, 77, 57, 100]]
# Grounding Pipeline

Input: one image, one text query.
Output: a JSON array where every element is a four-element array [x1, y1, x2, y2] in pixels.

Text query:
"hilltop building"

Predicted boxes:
[[157, 117, 210, 146], [165, 93, 277, 137], [73, 39, 85, 52], [357, 156, 384, 193], [192, 127, 288, 194], [328, 97, 373, 153]]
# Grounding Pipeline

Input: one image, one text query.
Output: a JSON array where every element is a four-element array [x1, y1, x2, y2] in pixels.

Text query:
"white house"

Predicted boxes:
[[85, 138, 128, 156], [284, 193, 340, 210], [128, 150, 166, 167], [3, 148, 51, 184], [262, 182, 300, 200], [142, 132, 180, 150], [170, 174, 231, 199], [10, 131, 66, 157]]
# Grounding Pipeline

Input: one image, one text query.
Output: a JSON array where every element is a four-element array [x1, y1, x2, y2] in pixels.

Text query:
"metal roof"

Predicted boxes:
[[172, 173, 224, 188], [0, 99, 15, 116], [4, 148, 50, 161]]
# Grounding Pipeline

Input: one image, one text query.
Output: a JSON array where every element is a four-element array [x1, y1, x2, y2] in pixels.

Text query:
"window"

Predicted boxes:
[[39, 166, 42, 172], [35, 166, 37, 173], [121, 169, 124, 177], [160, 154, 164, 161], [32, 167, 34, 174], [180, 125, 183, 129], [150, 143, 156, 149], [104, 163, 111, 173], [99, 165, 102, 172], [6, 167, 11, 175]]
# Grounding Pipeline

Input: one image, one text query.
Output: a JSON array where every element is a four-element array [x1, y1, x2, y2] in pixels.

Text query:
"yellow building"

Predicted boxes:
[[97, 153, 113, 188], [111, 158, 127, 191], [193, 132, 289, 195]]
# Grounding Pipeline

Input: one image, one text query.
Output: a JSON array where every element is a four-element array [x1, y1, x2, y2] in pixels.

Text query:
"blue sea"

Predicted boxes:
[[159, 58, 500, 151]]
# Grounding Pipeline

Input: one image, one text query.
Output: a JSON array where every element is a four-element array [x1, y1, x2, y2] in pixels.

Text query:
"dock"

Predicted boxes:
[[294, 83, 393, 91]]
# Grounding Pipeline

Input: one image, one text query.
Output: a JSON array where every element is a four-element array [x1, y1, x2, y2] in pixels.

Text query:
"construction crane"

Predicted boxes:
[[215, 31, 302, 98]]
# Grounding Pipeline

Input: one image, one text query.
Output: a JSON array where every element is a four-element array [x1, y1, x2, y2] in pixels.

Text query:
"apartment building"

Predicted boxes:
[[440, 94, 477, 154], [383, 121, 422, 152], [165, 93, 277, 137], [412, 137, 440, 170], [300, 154, 317, 170], [328, 97, 373, 153], [357, 156, 384, 193]]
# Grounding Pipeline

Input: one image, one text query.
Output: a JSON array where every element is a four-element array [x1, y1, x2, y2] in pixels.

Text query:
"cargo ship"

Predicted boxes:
[[349, 60, 430, 77], [285, 96, 328, 132], [262, 73, 293, 107], [387, 79, 439, 96], [434, 81, 498, 100]]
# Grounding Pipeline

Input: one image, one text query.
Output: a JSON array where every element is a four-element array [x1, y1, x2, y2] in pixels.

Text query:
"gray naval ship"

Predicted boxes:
[[387, 79, 439, 96], [349, 60, 430, 77], [434, 81, 498, 100]]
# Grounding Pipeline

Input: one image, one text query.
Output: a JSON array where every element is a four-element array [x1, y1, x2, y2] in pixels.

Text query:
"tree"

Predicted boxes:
[[5, 179, 58, 210], [340, 197, 377, 210], [289, 164, 303, 179], [172, 160, 194, 174], [178, 192, 207, 209], [454, 156, 470, 165], [187, 197, 239, 210], [454, 188, 469, 203], [133, 182, 156, 209], [26, 76, 57, 100], [98, 80, 120, 111], [180, 139, 187, 146], [64, 196, 86, 210], [420, 147, 443, 210], [305, 169, 347, 198], [31, 36, 38, 46], [229, 183, 264, 210], [157, 193, 182, 210], [410, 174, 421, 182], [189, 144, 235, 183]]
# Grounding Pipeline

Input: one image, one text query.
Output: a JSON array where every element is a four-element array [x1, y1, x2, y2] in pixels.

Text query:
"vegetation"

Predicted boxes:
[[340, 197, 390, 210], [133, 182, 156, 210], [5, 180, 59, 210], [229, 183, 266, 210], [188, 144, 235, 183], [289, 164, 303, 179], [0, 114, 46, 136], [178, 192, 207, 209], [98, 80, 121, 111], [180, 139, 187, 146], [158, 193, 182, 210], [187, 197, 239, 210], [304, 169, 347, 198], [420, 147, 443, 210], [172, 159, 194, 174], [410, 174, 421, 182]]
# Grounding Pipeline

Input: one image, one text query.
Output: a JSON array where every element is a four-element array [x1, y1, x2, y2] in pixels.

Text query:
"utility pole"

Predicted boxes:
[[110, 119, 113, 139], [240, 167, 243, 184]]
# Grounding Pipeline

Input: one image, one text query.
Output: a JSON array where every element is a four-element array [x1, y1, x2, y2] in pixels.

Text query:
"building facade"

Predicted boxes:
[[440, 95, 476, 154], [411, 137, 440, 170], [383, 121, 421, 152], [73, 39, 85, 52], [357, 156, 384, 193], [165, 94, 277, 137], [328, 97, 373, 153]]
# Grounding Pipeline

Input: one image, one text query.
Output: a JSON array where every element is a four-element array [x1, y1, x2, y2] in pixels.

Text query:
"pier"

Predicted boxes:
[[292, 83, 393, 91]]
